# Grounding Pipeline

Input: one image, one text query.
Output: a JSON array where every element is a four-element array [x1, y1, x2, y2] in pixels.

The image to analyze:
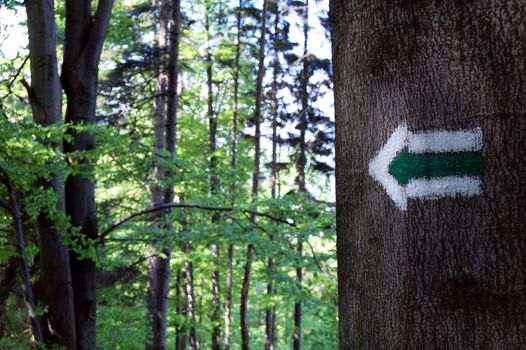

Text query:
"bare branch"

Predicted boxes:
[[244, 209, 296, 226], [99, 202, 232, 241], [0, 55, 29, 100]]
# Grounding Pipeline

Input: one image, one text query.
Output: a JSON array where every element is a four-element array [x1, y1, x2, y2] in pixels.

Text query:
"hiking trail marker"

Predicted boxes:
[[368, 123, 484, 210]]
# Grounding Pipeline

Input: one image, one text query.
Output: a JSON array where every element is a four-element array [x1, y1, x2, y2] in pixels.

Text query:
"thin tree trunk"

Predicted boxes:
[[1, 176, 43, 343], [184, 254, 199, 350], [25, 0, 76, 347], [205, 3, 222, 349], [224, 1, 243, 349], [175, 270, 187, 350], [266, 4, 280, 349], [331, 0, 526, 348], [61, 1, 114, 348], [167, 2, 182, 350], [294, 2, 308, 349], [223, 244, 234, 350], [179, 192, 199, 350], [240, 1, 268, 349]]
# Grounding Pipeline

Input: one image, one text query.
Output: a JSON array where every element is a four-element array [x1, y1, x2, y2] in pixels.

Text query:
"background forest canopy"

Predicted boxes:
[[0, 0, 336, 349]]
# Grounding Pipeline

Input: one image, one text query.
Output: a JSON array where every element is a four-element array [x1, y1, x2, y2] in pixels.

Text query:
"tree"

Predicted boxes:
[[146, 0, 181, 348], [224, 2, 243, 349], [240, 1, 268, 348], [331, 0, 526, 348], [265, 2, 280, 348], [61, 1, 114, 348], [25, 0, 76, 346]]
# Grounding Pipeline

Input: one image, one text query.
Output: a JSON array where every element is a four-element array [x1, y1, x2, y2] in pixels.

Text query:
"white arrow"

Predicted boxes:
[[368, 123, 483, 211]]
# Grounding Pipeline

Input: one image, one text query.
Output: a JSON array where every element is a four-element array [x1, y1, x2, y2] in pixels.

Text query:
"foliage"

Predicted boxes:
[[0, 0, 336, 348]]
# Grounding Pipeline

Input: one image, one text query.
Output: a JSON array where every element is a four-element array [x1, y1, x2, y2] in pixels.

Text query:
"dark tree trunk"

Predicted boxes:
[[240, 1, 268, 349], [205, 4, 222, 349], [224, 1, 242, 346], [25, 0, 76, 347], [331, 0, 526, 348], [184, 254, 199, 350], [294, 2, 308, 349], [146, 0, 168, 347], [146, 0, 181, 347], [224, 244, 234, 350], [2, 177, 43, 343], [61, 1, 113, 348], [265, 3, 280, 349], [175, 270, 187, 350]]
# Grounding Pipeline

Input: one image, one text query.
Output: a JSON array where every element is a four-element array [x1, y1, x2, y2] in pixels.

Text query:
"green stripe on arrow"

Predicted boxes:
[[388, 149, 484, 186]]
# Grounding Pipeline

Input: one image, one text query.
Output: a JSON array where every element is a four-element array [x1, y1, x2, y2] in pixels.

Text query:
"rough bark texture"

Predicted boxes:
[[331, 0, 526, 348], [25, 0, 77, 347], [61, 1, 113, 348], [240, 1, 268, 349]]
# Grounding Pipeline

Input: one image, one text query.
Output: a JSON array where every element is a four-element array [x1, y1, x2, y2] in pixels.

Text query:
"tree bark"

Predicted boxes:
[[175, 270, 187, 350], [205, 3, 222, 349], [184, 252, 199, 350], [146, 0, 180, 347], [240, 1, 268, 349], [294, 2, 308, 349], [266, 3, 280, 349], [331, 0, 526, 348], [61, 1, 113, 348], [2, 176, 43, 343], [224, 1, 243, 349], [25, 0, 77, 347]]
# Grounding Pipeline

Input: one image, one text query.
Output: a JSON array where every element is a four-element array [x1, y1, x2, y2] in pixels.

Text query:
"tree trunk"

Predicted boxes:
[[223, 244, 234, 350], [184, 254, 199, 350], [266, 3, 280, 349], [205, 3, 222, 349], [146, 0, 180, 347], [25, 0, 77, 347], [224, 1, 242, 349], [145, 0, 168, 347], [294, 2, 308, 349], [331, 0, 526, 348], [175, 270, 187, 350], [61, 1, 113, 348], [240, 1, 268, 349], [2, 176, 43, 343]]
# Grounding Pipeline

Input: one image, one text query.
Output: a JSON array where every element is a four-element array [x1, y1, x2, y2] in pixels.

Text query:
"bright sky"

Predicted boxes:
[[0, 7, 28, 59]]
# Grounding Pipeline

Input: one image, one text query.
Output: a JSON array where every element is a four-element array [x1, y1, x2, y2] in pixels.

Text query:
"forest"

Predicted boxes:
[[4, 0, 526, 349], [0, 0, 336, 349]]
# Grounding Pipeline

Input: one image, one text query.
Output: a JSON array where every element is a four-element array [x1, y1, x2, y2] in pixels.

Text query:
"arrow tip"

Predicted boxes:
[[368, 123, 408, 210]]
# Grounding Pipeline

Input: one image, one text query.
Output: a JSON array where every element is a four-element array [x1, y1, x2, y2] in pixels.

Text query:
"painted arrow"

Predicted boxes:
[[368, 123, 483, 210]]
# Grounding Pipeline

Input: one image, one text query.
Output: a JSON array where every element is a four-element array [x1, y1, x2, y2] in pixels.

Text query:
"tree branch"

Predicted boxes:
[[99, 202, 232, 241], [99, 202, 298, 242], [85, 0, 115, 65], [0, 55, 29, 100], [0, 196, 13, 216], [244, 209, 296, 226]]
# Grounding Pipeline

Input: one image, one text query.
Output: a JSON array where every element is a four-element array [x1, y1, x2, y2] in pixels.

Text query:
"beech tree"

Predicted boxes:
[[331, 0, 526, 348], [0, 1, 337, 348]]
